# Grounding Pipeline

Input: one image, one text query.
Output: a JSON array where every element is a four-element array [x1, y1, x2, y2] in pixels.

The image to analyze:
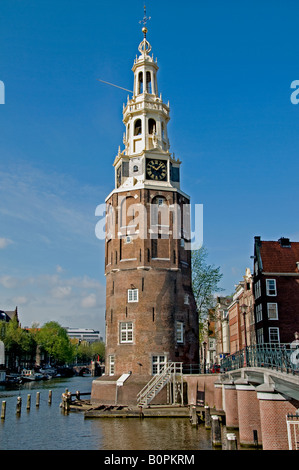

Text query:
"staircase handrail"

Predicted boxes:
[[137, 362, 183, 405]]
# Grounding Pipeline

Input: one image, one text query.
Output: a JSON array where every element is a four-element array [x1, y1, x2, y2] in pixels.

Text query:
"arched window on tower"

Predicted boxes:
[[134, 119, 142, 136], [146, 71, 152, 93], [138, 72, 143, 94], [148, 118, 156, 135]]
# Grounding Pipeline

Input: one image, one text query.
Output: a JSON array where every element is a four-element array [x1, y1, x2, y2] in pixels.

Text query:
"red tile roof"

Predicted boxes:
[[259, 240, 299, 273]]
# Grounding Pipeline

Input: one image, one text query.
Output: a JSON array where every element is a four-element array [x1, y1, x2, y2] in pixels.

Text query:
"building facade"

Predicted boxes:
[[253, 236, 299, 344], [228, 268, 255, 354], [214, 296, 231, 360], [104, 26, 199, 377], [65, 327, 103, 344]]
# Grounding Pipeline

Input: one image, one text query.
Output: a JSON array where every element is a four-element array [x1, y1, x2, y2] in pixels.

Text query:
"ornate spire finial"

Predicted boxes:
[[139, 5, 151, 37]]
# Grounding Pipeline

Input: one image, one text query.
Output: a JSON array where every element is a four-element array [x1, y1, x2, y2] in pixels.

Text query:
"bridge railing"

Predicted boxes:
[[220, 343, 299, 375]]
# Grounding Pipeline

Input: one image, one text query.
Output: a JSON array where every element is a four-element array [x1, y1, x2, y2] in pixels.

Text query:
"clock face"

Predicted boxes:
[[146, 159, 167, 181]]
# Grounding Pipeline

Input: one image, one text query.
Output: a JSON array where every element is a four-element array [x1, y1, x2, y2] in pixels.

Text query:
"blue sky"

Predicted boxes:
[[0, 0, 299, 335]]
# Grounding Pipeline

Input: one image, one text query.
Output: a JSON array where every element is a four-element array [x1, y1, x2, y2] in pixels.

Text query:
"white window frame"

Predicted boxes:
[[269, 327, 280, 343], [152, 355, 167, 375], [266, 279, 277, 296], [176, 321, 184, 344], [257, 328, 264, 344], [120, 322, 133, 343], [254, 280, 261, 299], [267, 303, 278, 320], [128, 288, 138, 303], [109, 355, 115, 376], [256, 304, 263, 322]]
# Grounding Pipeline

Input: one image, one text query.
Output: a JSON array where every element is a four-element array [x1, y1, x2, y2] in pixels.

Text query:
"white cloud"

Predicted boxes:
[[50, 285, 72, 299], [81, 293, 97, 308], [12, 296, 29, 306], [0, 238, 13, 249]]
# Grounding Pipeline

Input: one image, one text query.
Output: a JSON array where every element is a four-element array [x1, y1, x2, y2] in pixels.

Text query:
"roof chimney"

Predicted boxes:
[[279, 237, 291, 247]]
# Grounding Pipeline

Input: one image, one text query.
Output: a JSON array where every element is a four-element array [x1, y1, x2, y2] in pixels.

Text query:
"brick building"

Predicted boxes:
[[253, 236, 299, 344], [104, 25, 199, 377], [228, 267, 255, 354], [214, 296, 231, 361]]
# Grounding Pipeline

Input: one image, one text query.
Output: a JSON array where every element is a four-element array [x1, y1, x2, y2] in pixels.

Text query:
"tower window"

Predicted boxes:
[[134, 119, 142, 136], [128, 288, 138, 303], [152, 355, 167, 375], [146, 71, 152, 93], [148, 118, 156, 135], [138, 72, 143, 94], [176, 322, 184, 344], [109, 355, 115, 376], [120, 322, 133, 343]]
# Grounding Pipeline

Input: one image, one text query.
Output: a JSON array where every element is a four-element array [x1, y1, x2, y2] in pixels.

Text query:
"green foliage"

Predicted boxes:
[[76, 340, 105, 363], [192, 247, 223, 339], [1, 318, 36, 357], [37, 321, 75, 365]]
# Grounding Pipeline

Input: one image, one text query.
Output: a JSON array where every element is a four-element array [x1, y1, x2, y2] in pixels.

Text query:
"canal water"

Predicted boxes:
[[0, 375, 235, 451]]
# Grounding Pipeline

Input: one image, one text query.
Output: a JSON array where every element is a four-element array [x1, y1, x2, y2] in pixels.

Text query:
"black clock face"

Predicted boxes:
[[146, 159, 167, 181]]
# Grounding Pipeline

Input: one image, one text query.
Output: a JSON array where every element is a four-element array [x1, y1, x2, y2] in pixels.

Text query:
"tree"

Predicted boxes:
[[37, 321, 75, 365], [0, 318, 37, 368], [191, 246, 223, 340], [91, 341, 105, 362]]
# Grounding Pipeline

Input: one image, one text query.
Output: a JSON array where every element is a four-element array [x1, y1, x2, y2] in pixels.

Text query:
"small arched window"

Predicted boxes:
[[148, 118, 156, 135], [134, 119, 142, 136], [138, 72, 143, 94], [146, 71, 152, 93]]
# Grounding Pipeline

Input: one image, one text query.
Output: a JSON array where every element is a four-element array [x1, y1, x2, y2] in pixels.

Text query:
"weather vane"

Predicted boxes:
[[139, 5, 151, 36]]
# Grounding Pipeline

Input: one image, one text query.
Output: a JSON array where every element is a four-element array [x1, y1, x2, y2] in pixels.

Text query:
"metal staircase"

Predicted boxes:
[[137, 362, 183, 407]]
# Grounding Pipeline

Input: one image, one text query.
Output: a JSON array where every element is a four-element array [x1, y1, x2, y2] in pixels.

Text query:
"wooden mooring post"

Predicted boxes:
[[48, 390, 52, 405], [16, 396, 22, 415], [36, 392, 40, 407], [61, 390, 71, 412], [26, 394, 31, 410], [211, 415, 222, 447], [204, 405, 211, 429], [1, 401, 6, 420], [190, 406, 198, 426]]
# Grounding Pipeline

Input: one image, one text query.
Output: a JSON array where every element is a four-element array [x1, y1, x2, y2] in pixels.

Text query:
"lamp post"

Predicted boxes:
[[240, 304, 249, 366], [202, 341, 207, 374]]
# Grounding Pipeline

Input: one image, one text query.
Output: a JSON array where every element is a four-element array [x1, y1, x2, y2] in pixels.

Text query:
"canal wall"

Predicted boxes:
[[186, 372, 299, 451], [91, 371, 299, 450], [91, 374, 168, 406]]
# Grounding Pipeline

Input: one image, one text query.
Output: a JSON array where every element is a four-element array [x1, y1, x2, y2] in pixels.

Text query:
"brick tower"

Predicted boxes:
[[104, 23, 199, 378]]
